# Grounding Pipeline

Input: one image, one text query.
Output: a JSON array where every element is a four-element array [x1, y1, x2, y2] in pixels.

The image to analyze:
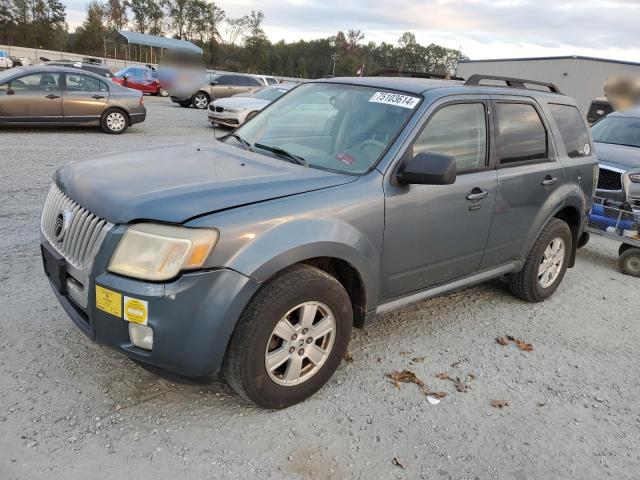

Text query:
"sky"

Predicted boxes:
[[63, 0, 640, 62]]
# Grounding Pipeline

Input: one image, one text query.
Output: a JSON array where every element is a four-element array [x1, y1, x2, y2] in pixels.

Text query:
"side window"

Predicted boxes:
[[10, 72, 61, 91], [215, 75, 233, 85], [246, 76, 262, 86], [496, 103, 548, 164], [99, 80, 108, 92], [413, 103, 488, 172], [266, 77, 278, 85], [66, 74, 101, 92], [548, 104, 591, 158]]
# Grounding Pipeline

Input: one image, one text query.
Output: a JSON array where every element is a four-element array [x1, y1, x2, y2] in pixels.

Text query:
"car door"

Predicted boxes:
[[63, 73, 109, 120], [479, 97, 565, 269], [0, 71, 63, 121], [381, 98, 498, 300], [211, 75, 238, 99]]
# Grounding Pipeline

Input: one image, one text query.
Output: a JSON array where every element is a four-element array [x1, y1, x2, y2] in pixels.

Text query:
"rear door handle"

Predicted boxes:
[[541, 176, 558, 186], [466, 188, 489, 201], [45, 94, 60, 99], [91, 95, 105, 99]]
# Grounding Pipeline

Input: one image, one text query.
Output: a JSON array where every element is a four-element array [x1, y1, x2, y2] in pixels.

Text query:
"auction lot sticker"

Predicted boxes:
[[369, 92, 420, 109], [124, 296, 148, 325], [96, 285, 122, 317]]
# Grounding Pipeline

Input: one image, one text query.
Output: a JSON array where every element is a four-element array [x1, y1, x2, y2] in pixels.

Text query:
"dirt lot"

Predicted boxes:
[[1, 96, 639, 480]]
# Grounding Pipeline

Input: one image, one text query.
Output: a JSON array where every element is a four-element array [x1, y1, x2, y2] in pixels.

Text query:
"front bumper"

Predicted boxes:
[[208, 110, 244, 128], [43, 238, 260, 377]]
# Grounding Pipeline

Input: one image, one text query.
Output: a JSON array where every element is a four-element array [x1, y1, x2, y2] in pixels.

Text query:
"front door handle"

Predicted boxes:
[[541, 176, 558, 186], [91, 94, 105, 99], [45, 94, 60, 99], [466, 188, 489, 201]]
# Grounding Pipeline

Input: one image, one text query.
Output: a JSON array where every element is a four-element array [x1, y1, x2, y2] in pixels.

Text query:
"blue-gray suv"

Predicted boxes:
[[41, 75, 598, 408]]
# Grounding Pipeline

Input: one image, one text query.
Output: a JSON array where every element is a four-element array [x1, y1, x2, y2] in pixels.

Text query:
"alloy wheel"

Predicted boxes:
[[538, 237, 565, 288], [106, 112, 126, 132]]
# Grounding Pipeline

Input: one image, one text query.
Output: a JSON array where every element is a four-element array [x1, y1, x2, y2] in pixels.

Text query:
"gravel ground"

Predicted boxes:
[[1, 97, 639, 480]]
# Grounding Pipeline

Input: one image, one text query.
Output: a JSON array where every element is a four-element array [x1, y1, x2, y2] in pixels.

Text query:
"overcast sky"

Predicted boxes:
[[64, 0, 640, 62]]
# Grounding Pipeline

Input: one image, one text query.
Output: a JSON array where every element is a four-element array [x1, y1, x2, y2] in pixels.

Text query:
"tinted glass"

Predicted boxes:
[[548, 104, 591, 158], [10, 72, 61, 91], [414, 103, 487, 171], [215, 75, 234, 85], [246, 76, 262, 86], [266, 77, 278, 85], [591, 116, 640, 149], [253, 86, 291, 101], [66, 73, 102, 92], [231, 83, 419, 174], [496, 103, 547, 164]]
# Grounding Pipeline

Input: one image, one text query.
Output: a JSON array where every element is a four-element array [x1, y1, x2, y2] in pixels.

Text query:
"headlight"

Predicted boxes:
[[225, 107, 247, 113], [629, 173, 640, 183], [108, 224, 219, 281]]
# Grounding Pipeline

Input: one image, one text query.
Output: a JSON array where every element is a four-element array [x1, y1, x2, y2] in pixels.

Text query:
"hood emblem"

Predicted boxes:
[[53, 209, 72, 242]]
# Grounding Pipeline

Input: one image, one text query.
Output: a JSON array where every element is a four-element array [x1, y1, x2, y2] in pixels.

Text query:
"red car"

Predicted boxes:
[[112, 67, 168, 97]]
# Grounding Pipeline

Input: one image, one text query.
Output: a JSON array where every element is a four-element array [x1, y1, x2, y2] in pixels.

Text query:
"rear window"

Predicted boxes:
[[0, 51, 7, 58], [548, 104, 591, 158], [496, 103, 548, 164]]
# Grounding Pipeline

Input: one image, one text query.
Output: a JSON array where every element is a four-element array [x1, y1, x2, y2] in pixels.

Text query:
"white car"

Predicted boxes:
[[208, 84, 294, 128], [0, 51, 14, 70], [253, 74, 280, 86]]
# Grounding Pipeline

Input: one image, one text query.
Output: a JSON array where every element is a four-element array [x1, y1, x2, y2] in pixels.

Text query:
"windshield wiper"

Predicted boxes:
[[253, 143, 308, 166], [223, 132, 253, 151]]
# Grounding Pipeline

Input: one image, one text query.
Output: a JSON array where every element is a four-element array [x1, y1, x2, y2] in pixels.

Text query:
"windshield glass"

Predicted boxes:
[[228, 82, 421, 174], [252, 86, 291, 101], [592, 116, 640, 148]]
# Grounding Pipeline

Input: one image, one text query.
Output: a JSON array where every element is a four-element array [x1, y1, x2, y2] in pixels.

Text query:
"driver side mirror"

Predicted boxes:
[[396, 152, 457, 185], [210, 80, 218, 86]]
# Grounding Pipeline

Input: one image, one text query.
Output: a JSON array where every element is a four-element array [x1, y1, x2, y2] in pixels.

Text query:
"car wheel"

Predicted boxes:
[[509, 218, 572, 302], [191, 91, 210, 109], [223, 264, 353, 409], [618, 247, 640, 277], [101, 108, 129, 134], [158, 88, 169, 97]]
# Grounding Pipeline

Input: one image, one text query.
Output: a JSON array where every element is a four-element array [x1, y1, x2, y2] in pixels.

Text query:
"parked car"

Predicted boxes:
[[10, 56, 34, 67], [208, 84, 295, 127], [112, 66, 168, 97], [254, 74, 280, 86], [591, 107, 640, 202], [0, 66, 146, 133], [623, 168, 640, 211], [40, 75, 596, 408], [171, 73, 263, 109], [44, 60, 114, 79], [0, 50, 13, 70]]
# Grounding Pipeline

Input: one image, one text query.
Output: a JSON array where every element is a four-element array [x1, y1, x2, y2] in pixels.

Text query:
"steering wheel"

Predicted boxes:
[[359, 139, 386, 151]]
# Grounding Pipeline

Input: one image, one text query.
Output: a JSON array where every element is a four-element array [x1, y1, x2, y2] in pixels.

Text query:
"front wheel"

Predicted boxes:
[[223, 264, 353, 409], [618, 247, 640, 277], [101, 108, 128, 134], [158, 88, 169, 97], [191, 91, 210, 109], [509, 218, 572, 302]]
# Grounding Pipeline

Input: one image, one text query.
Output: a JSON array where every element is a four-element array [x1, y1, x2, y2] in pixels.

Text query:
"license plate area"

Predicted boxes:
[[41, 242, 67, 295]]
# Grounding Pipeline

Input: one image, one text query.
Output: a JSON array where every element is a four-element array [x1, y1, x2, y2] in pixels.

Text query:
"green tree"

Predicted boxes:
[[73, 1, 107, 56]]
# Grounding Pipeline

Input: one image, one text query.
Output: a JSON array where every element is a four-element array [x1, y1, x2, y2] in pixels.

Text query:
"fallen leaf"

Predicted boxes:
[[411, 357, 425, 363], [399, 351, 412, 356], [537, 401, 546, 407], [491, 400, 509, 409], [343, 351, 353, 363], [435, 372, 470, 392], [496, 336, 510, 346], [426, 391, 448, 399], [435, 372, 450, 380], [387, 370, 446, 399], [497, 335, 533, 352], [392, 457, 405, 469]]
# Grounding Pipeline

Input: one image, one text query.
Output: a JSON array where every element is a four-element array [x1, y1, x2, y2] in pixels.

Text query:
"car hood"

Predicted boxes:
[[55, 141, 356, 224], [594, 142, 640, 170], [213, 97, 269, 109]]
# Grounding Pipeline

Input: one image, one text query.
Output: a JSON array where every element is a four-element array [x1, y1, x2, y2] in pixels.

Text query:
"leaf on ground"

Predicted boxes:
[[399, 351, 412, 357], [496, 336, 510, 346], [513, 338, 533, 352], [491, 399, 509, 409], [392, 457, 405, 469], [343, 351, 353, 363], [537, 401, 546, 407], [387, 370, 446, 399], [436, 372, 471, 392], [411, 357, 425, 363], [435, 372, 450, 380], [497, 335, 533, 352]]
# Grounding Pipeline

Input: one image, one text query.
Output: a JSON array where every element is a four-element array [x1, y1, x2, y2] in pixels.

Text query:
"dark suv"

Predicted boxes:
[[40, 75, 597, 408]]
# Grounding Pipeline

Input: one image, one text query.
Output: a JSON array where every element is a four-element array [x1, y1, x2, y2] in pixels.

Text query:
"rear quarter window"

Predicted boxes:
[[495, 102, 548, 164], [548, 104, 591, 158]]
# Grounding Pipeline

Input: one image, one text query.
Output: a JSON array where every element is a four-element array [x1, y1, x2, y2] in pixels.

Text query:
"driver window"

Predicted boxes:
[[413, 103, 488, 172], [10, 72, 61, 91]]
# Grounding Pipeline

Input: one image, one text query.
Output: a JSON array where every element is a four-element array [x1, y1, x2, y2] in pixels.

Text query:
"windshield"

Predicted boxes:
[[227, 82, 421, 174], [592, 116, 640, 148], [252, 86, 291, 101]]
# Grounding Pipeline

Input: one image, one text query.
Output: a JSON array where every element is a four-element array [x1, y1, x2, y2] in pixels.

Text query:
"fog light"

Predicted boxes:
[[129, 323, 153, 350]]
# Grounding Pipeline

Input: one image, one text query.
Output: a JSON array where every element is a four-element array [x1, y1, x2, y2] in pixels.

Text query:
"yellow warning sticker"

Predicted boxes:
[[124, 296, 148, 325], [95, 285, 122, 317]]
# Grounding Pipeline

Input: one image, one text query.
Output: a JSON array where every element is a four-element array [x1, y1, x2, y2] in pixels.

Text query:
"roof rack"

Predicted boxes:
[[464, 74, 563, 94]]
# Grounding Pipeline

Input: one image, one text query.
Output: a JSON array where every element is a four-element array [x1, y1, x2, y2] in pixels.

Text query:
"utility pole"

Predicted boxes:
[[331, 53, 339, 77]]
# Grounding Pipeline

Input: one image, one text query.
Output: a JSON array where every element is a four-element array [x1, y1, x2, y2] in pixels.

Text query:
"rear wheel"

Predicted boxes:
[[158, 88, 169, 97], [618, 247, 640, 277], [191, 91, 210, 109], [101, 108, 128, 134], [509, 218, 572, 302], [223, 264, 353, 409]]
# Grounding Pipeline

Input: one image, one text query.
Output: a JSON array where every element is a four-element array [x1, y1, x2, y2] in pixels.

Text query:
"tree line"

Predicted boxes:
[[0, 0, 467, 78]]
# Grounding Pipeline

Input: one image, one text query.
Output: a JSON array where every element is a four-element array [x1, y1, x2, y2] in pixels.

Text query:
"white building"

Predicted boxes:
[[457, 55, 640, 112]]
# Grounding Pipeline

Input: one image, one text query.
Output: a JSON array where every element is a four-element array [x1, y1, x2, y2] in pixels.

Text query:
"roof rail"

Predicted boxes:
[[464, 74, 563, 94]]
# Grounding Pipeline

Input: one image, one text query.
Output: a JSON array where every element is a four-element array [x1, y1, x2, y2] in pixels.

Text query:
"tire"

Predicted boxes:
[[576, 232, 590, 249], [191, 91, 210, 109], [618, 243, 633, 256], [618, 248, 640, 277], [509, 218, 572, 302], [158, 88, 169, 97], [223, 264, 353, 409], [101, 108, 128, 134]]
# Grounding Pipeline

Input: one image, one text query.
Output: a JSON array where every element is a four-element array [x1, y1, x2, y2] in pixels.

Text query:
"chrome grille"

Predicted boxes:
[[41, 184, 112, 269], [597, 167, 623, 191]]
